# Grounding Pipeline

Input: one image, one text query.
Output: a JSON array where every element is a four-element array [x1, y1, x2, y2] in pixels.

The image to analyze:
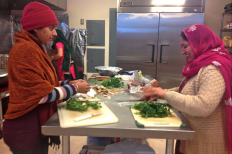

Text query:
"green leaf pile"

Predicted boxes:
[[64, 98, 102, 112], [100, 77, 124, 89], [88, 79, 98, 85], [132, 101, 171, 118]]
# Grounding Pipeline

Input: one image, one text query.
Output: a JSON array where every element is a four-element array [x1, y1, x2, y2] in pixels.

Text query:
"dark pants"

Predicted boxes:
[[10, 145, 48, 154]]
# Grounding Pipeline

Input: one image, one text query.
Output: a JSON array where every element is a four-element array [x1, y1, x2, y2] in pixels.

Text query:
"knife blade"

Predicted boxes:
[[74, 112, 102, 122]]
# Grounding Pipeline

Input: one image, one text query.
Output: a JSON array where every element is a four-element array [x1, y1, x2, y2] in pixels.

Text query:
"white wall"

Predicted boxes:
[[11, 0, 231, 78], [204, 0, 231, 36]]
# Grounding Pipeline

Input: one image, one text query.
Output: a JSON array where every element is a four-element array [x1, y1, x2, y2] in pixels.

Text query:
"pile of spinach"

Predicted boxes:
[[100, 77, 124, 89], [132, 101, 171, 118], [64, 98, 102, 112]]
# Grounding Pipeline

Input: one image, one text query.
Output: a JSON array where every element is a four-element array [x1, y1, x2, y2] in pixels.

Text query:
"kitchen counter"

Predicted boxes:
[[42, 87, 195, 154]]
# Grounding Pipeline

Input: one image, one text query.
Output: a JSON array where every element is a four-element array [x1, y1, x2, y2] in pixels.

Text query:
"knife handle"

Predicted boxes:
[[74, 114, 92, 122]]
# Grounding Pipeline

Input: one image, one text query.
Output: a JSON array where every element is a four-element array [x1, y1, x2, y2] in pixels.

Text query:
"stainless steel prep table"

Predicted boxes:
[[42, 90, 195, 154]]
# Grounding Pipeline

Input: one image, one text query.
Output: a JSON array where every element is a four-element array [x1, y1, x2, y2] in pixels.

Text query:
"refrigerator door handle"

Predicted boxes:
[[160, 45, 170, 64], [145, 44, 155, 63]]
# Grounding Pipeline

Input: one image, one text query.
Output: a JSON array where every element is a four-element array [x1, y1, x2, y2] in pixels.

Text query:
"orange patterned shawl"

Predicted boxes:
[[5, 29, 60, 120]]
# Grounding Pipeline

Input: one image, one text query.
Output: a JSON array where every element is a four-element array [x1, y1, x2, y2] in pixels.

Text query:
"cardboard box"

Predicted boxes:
[[223, 36, 231, 47]]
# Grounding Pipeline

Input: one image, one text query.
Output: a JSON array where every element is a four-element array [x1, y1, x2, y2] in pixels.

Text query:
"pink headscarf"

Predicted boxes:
[[182, 24, 232, 153]]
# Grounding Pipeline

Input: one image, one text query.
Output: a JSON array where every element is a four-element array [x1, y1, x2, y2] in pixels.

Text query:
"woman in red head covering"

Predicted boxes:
[[142, 24, 232, 154], [3, 2, 90, 154]]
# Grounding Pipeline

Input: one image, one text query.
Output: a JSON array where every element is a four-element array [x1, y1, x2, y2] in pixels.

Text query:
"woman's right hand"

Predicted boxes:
[[76, 82, 91, 93], [141, 93, 159, 102], [69, 79, 86, 85]]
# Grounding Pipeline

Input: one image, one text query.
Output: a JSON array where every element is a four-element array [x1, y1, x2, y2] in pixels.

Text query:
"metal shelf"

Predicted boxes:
[[220, 13, 232, 39]]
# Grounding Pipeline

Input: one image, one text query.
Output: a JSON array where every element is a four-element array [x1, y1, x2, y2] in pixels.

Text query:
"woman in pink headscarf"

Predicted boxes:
[[142, 24, 232, 154]]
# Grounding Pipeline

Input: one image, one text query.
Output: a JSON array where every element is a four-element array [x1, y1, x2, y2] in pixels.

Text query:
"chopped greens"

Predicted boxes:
[[85, 100, 102, 110], [131, 101, 171, 118], [100, 77, 124, 89], [64, 98, 102, 112], [88, 79, 98, 85]]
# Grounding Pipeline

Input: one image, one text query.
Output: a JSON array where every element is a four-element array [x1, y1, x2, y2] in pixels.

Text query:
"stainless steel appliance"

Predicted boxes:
[[116, 0, 205, 89]]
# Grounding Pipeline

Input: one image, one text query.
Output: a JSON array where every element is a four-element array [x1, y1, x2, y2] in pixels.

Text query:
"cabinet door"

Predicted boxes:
[[87, 49, 105, 73], [156, 13, 204, 89], [86, 20, 105, 46]]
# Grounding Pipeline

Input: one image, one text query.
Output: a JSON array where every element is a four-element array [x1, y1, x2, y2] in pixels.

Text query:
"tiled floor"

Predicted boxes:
[[0, 136, 169, 154]]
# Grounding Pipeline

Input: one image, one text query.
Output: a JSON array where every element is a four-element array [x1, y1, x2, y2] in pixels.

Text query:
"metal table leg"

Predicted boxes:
[[165, 139, 174, 154], [62, 136, 70, 154]]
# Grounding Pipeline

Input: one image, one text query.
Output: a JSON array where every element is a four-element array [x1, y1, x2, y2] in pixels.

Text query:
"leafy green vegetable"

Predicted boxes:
[[100, 77, 124, 89], [87, 79, 98, 85], [85, 100, 102, 110], [64, 98, 102, 112], [132, 101, 171, 118]]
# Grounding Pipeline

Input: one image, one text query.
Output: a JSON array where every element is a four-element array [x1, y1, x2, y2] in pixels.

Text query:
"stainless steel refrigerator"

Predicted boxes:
[[116, 0, 205, 89]]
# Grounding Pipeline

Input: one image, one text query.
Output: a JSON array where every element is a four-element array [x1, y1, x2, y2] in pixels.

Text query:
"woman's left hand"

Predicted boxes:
[[140, 86, 153, 93]]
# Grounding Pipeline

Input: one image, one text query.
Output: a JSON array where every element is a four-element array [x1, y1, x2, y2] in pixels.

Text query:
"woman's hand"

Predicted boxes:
[[50, 56, 54, 61], [141, 87, 167, 102], [151, 81, 160, 87], [140, 81, 159, 93], [47, 49, 55, 56], [69, 79, 86, 85], [76, 82, 91, 93], [70, 80, 91, 93], [141, 93, 159, 102], [140, 86, 153, 93]]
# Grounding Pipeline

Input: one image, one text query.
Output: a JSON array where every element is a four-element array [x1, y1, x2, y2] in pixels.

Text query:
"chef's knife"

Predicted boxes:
[[74, 112, 102, 122]]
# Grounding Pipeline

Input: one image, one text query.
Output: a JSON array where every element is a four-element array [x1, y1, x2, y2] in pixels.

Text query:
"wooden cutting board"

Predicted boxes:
[[130, 108, 186, 128], [96, 76, 111, 81], [57, 102, 118, 128]]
